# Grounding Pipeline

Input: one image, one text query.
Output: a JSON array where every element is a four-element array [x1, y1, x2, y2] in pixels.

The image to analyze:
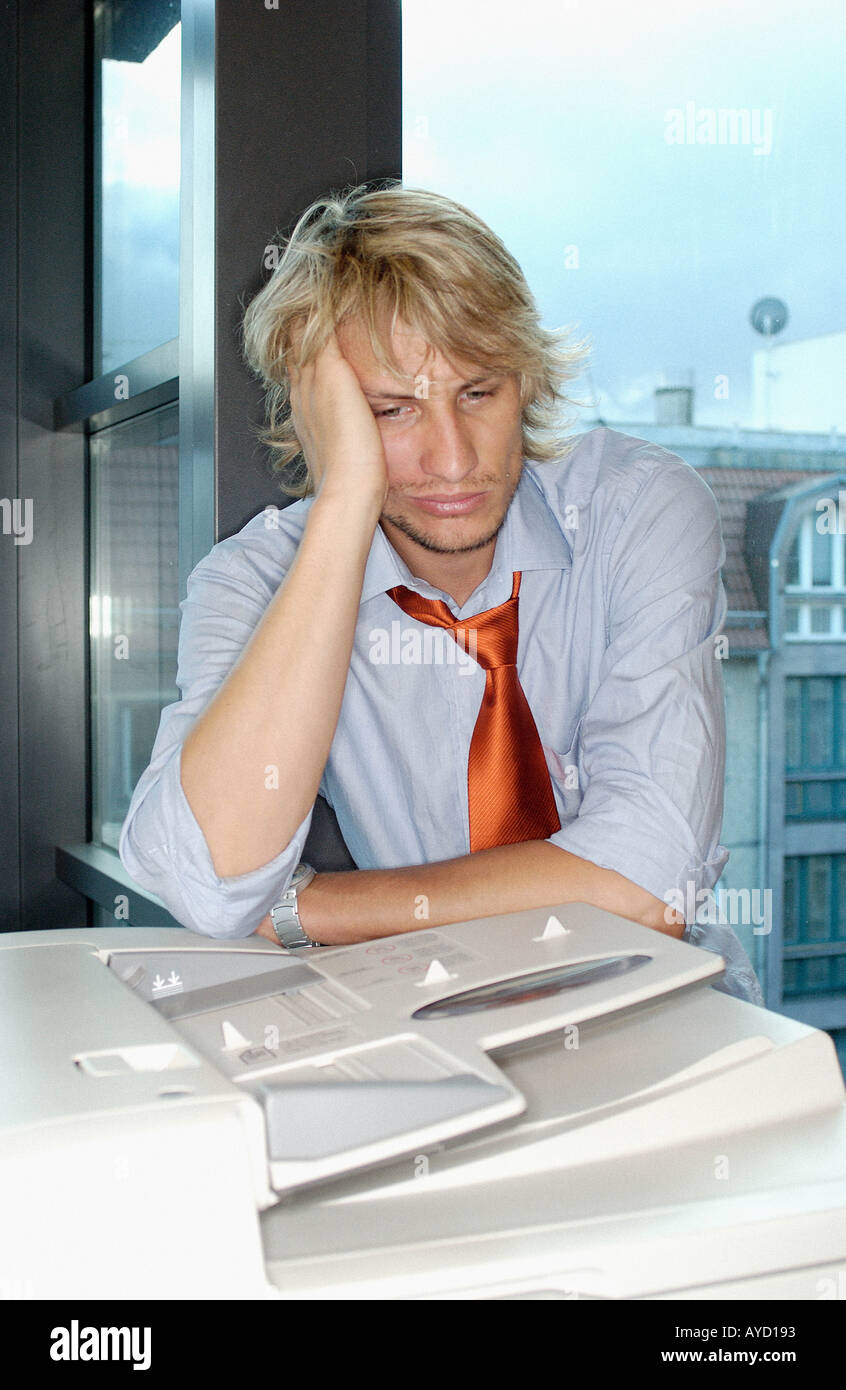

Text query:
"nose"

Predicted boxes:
[[417, 403, 479, 483]]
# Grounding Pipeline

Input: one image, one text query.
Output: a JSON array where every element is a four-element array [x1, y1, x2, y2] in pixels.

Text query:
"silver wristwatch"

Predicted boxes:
[[269, 862, 319, 950]]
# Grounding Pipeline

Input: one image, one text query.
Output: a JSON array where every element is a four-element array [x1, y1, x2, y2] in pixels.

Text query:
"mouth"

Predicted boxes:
[[406, 491, 488, 517]]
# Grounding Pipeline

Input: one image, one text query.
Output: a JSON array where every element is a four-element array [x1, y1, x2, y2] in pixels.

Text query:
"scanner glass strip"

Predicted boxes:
[[411, 954, 653, 1018]]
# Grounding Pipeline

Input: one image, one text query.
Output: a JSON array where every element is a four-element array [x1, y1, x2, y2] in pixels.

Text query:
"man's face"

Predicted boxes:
[[335, 316, 525, 561]]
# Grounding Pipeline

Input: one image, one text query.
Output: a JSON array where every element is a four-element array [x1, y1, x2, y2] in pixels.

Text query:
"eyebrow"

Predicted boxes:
[[363, 374, 502, 400]]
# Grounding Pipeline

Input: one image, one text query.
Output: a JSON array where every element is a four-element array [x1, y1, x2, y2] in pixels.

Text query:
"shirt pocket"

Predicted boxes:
[[544, 715, 585, 824]]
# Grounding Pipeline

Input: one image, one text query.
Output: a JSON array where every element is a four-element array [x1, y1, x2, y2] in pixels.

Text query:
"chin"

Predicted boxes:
[[383, 515, 505, 556], [382, 481, 519, 556]]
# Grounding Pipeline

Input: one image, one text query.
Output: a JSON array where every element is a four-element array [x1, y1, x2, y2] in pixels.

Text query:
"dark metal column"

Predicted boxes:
[[213, 0, 402, 543], [0, 0, 21, 928], [14, 0, 89, 931]]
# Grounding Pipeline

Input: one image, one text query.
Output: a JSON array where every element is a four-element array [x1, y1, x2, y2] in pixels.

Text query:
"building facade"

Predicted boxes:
[[604, 418, 846, 1064]]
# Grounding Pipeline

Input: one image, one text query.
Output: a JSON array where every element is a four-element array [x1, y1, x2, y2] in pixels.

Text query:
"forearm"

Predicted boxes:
[[255, 841, 685, 946], [180, 490, 380, 878]]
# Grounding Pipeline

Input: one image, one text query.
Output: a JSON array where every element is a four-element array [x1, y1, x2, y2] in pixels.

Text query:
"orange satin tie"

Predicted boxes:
[[387, 571, 561, 851]]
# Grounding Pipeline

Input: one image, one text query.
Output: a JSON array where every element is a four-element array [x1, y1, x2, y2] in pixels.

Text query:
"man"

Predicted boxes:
[[119, 182, 761, 1003]]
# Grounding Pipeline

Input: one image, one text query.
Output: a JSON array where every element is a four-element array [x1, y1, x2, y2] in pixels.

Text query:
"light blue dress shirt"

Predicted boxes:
[[119, 426, 763, 1004]]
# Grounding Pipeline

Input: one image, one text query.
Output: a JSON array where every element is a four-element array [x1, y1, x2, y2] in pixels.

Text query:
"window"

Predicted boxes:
[[403, 0, 846, 1041], [87, 1, 182, 854], [783, 854, 846, 997], [784, 677, 846, 822], [783, 511, 846, 641], [90, 405, 179, 850], [94, 0, 181, 372], [402, 0, 844, 434], [13, 0, 399, 935]]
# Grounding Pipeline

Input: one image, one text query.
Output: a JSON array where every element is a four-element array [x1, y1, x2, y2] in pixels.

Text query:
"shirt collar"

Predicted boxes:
[[359, 464, 572, 608]]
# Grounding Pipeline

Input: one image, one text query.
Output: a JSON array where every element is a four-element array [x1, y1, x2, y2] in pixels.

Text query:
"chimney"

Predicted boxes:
[[655, 369, 694, 425], [655, 386, 693, 425]]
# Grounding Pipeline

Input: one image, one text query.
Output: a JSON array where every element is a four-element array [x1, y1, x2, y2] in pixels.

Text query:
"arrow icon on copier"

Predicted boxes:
[[221, 1021, 251, 1051], [416, 959, 456, 987]]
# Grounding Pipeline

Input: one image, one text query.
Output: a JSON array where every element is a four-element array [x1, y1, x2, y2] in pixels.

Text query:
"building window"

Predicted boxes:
[[783, 512, 846, 641], [785, 677, 846, 821], [783, 853, 846, 996]]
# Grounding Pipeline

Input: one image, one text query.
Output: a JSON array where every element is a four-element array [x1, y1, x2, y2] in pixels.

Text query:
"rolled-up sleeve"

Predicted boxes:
[[118, 546, 313, 939], [549, 461, 730, 913]]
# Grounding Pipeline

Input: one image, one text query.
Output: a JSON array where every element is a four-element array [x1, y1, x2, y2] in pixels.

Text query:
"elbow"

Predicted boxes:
[[119, 821, 256, 941], [635, 893, 686, 939]]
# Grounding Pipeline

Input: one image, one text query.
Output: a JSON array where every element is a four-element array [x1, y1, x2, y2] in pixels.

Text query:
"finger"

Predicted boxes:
[[287, 316, 309, 372], [320, 327, 344, 357]]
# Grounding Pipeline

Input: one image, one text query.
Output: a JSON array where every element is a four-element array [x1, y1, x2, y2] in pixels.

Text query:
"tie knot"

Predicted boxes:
[[387, 573, 522, 671], [463, 598, 519, 670]]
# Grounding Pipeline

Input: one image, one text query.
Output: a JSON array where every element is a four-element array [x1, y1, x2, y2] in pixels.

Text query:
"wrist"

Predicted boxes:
[[269, 863, 322, 949], [295, 876, 319, 941], [311, 483, 385, 523]]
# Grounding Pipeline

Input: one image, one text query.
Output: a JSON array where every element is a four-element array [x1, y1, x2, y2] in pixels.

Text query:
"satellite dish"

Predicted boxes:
[[750, 298, 789, 336]]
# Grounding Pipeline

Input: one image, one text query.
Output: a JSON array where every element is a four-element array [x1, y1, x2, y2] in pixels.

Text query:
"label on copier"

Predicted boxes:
[[324, 932, 480, 994]]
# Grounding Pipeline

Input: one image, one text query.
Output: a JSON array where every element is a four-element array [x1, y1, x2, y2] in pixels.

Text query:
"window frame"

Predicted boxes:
[[43, 0, 401, 928], [2, 0, 399, 934], [784, 511, 846, 642]]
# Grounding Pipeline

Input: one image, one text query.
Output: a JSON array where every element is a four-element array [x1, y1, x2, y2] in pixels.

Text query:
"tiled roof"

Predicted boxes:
[[696, 467, 837, 654]]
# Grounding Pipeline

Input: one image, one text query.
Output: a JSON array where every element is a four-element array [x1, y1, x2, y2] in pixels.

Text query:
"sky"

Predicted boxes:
[[97, 2, 845, 432], [99, 22, 180, 370], [401, 0, 846, 431]]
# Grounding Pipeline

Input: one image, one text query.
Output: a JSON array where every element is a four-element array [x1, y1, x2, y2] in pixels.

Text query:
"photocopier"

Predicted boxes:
[[1, 902, 845, 1300]]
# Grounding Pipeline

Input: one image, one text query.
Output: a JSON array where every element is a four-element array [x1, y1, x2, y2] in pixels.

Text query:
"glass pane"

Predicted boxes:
[[783, 857, 799, 943], [782, 959, 799, 996], [805, 782, 834, 818], [834, 955, 846, 989], [94, 1, 181, 372], [806, 855, 832, 942], [810, 606, 832, 634], [90, 405, 179, 849], [784, 678, 801, 767], [838, 857, 846, 940], [784, 530, 800, 586], [808, 679, 834, 767], [803, 956, 832, 991], [784, 782, 802, 819], [812, 523, 833, 585], [783, 603, 801, 633]]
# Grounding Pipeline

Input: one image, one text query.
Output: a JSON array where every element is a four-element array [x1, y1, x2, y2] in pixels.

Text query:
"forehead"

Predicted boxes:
[[335, 314, 489, 390]]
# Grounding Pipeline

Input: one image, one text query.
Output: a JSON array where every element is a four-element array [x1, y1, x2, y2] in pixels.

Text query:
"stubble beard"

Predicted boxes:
[[380, 464, 522, 556], [379, 507, 508, 555]]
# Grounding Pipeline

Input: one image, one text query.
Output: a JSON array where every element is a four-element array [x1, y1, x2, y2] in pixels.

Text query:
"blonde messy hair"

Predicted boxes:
[[243, 181, 588, 497]]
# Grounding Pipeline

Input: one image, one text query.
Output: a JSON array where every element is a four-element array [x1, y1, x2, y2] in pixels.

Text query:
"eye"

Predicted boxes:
[[373, 386, 498, 417]]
